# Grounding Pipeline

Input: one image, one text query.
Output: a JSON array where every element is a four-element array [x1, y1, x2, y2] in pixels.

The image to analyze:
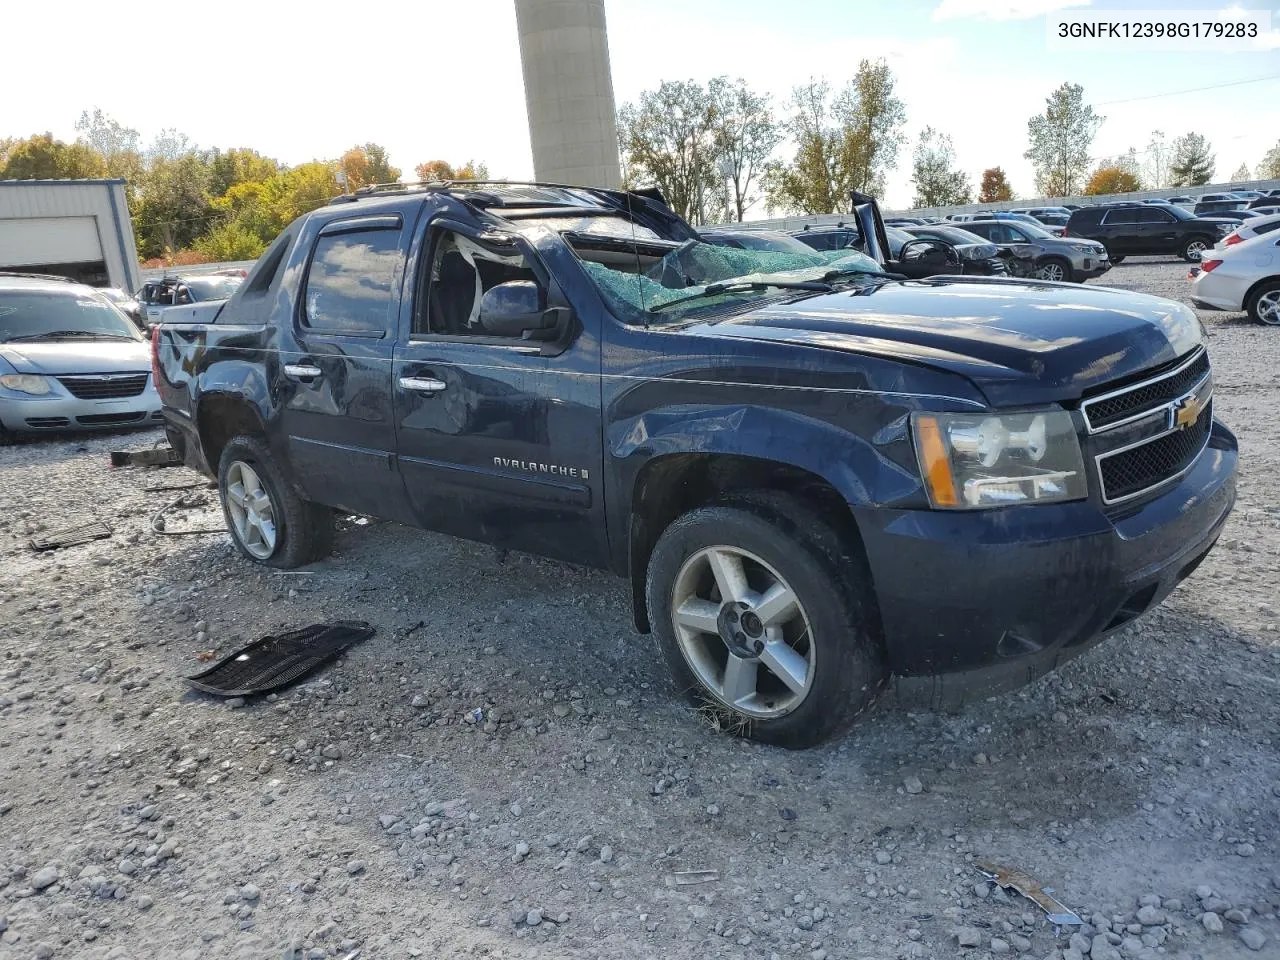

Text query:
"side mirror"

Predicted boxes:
[[477, 281, 557, 339], [900, 239, 961, 267]]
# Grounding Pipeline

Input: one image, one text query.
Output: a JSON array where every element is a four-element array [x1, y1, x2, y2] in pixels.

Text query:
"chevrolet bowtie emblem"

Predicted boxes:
[[1174, 394, 1204, 430]]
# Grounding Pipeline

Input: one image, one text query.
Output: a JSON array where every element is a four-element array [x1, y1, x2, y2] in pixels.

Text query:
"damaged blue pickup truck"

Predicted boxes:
[[153, 182, 1236, 747]]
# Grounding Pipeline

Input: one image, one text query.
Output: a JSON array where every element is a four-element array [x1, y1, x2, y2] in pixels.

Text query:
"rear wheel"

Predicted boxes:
[[218, 435, 333, 568], [1035, 257, 1072, 282], [1180, 236, 1212, 262], [646, 495, 887, 748], [1246, 280, 1280, 326]]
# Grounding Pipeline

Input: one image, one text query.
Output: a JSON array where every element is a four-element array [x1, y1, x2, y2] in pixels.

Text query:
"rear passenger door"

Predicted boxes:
[[277, 211, 416, 523]]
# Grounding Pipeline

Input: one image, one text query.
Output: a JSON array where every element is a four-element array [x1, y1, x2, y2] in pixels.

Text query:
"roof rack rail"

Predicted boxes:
[[326, 179, 620, 206], [0, 271, 79, 284]]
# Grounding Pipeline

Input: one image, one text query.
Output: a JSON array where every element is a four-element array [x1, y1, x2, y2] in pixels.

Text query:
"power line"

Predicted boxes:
[[1096, 73, 1280, 106]]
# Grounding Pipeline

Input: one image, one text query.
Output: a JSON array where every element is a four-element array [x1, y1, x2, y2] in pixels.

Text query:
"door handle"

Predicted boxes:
[[399, 376, 447, 393], [284, 364, 323, 380]]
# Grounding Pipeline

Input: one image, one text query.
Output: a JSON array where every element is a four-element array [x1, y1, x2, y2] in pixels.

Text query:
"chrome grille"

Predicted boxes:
[[57, 374, 149, 400], [1098, 401, 1212, 503], [1082, 350, 1209, 431], [1084, 348, 1215, 505]]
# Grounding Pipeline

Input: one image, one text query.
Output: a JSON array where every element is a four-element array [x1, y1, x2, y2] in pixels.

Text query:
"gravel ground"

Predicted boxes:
[[2, 257, 1278, 960]]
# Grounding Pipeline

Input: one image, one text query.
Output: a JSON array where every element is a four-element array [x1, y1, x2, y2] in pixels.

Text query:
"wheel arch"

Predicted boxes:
[[1242, 274, 1280, 315], [196, 392, 270, 476]]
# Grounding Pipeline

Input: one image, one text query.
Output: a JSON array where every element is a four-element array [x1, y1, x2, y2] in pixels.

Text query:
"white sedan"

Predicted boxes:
[[1216, 212, 1280, 249], [1189, 231, 1280, 326]]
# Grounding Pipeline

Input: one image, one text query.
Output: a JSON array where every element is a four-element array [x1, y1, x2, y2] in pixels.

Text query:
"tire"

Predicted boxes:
[[217, 435, 333, 568], [645, 494, 887, 748], [1180, 236, 1212, 262], [1035, 257, 1072, 282], [1246, 280, 1280, 326], [1108, 254, 1125, 264]]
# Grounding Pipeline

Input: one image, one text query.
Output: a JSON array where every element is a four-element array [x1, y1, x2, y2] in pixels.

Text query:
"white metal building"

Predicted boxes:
[[0, 179, 139, 291]]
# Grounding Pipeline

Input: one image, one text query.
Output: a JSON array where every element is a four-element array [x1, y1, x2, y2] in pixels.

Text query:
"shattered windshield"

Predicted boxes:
[[571, 237, 883, 324]]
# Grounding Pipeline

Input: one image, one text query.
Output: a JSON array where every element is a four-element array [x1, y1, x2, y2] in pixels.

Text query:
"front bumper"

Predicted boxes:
[[0, 391, 163, 433], [855, 419, 1236, 706], [1072, 254, 1111, 279]]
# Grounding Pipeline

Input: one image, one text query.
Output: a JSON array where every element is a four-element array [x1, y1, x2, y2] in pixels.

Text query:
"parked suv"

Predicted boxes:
[[1066, 203, 1231, 262], [959, 219, 1109, 282], [789, 223, 1009, 277], [154, 182, 1236, 748]]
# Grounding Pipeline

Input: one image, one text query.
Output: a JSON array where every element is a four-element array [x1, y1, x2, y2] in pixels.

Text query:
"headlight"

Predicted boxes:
[[912, 410, 1087, 509], [0, 374, 53, 396], [1070, 244, 1095, 254]]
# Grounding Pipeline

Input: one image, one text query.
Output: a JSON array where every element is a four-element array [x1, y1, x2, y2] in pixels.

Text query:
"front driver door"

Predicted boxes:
[[392, 218, 608, 567]]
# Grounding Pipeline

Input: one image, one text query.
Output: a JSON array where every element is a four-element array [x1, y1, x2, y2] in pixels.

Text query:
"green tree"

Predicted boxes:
[[0, 133, 106, 180], [75, 108, 143, 183], [1230, 162, 1252, 182], [1259, 141, 1280, 180], [1024, 82, 1102, 197], [1084, 165, 1142, 195], [146, 128, 192, 163], [910, 127, 971, 207], [134, 153, 212, 257], [978, 167, 1013, 202], [709, 77, 781, 222], [839, 59, 907, 199], [206, 148, 282, 198], [767, 79, 849, 214], [413, 159, 490, 181], [194, 222, 266, 262], [1169, 133, 1214, 186], [618, 79, 723, 224]]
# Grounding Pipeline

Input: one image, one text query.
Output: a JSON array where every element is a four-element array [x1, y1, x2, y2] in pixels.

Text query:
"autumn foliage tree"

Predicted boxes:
[[978, 167, 1013, 203], [0, 133, 106, 180], [339, 143, 400, 192], [1084, 165, 1142, 196], [413, 160, 490, 181]]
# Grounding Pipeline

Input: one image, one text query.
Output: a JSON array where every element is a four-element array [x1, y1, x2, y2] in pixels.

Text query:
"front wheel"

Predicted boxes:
[[1181, 236, 1212, 262], [218, 435, 333, 568], [646, 496, 887, 748], [1108, 254, 1125, 264], [1247, 280, 1280, 326], [1034, 257, 1072, 282]]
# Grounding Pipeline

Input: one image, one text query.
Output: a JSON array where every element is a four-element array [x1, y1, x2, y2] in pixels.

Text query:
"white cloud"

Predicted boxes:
[[932, 0, 1090, 21]]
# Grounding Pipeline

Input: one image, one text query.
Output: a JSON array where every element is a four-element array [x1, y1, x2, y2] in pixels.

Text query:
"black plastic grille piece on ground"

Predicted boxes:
[[29, 521, 113, 551], [186, 621, 374, 697]]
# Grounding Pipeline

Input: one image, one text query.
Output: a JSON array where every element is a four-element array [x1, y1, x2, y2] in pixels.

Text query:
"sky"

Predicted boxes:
[[5, 0, 1279, 212]]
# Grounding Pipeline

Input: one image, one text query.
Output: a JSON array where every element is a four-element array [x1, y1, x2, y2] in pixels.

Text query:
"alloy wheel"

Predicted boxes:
[[1185, 240, 1207, 261], [1036, 261, 1066, 282], [225, 461, 278, 559], [669, 545, 815, 719], [1257, 289, 1280, 326]]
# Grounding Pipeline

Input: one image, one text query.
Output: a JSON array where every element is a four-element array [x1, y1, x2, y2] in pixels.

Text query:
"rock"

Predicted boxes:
[[1119, 935, 1143, 956], [527, 908, 542, 927], [875, 851, 892, 865], [411, 694, 429, 709], [1008, 934, 1030, 952], [240, 883, 260, 902], [1137, 894, 1162, 908], [34, 944, 55, 960], [1063, 950, 1085, 960], [226, 697, 245, 709], [1136, 906, 1165, 925], [1236, 843, 1255, 857], [321, 744, 342, 760], [1225, 909, 1248, 924], [509, 906, 526, 925], [990, 937, 1010, 954], [973, 881, 991, 899], [1239, 928, 1267, 951], [514, 842, 530, 859], [1195, 885, 1214, 900], [1203, 898, 1231, 915], [378, 815, 398, 830], [1091, 935, 1121, 960], [588, 725, 610, 741], [118, 859, 137, 876], [903, 775, 924, 795], [30, 866, 59, 891], [1202, 912, 1224, 934], [599, 844, 614, 863], [346, 860, 366, 876], [137, 894, 154, 910], [1069, 932, 1092, 954], [955, 927, 982, 948]]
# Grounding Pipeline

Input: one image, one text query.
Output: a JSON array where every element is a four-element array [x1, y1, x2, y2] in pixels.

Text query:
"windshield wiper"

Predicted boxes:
[[820, 267, 894, 284], [7, 330, 135, 342], [648, 279, 833, 314]]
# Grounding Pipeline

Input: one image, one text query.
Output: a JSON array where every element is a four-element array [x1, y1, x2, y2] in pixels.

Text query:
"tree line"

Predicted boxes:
[[0, 110, 488, 265], [618, 71, 1280, 221]]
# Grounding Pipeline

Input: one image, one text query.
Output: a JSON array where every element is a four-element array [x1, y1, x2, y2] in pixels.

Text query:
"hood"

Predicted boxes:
[[0, 339, 152, 376], [691, 277, 1203, 407]]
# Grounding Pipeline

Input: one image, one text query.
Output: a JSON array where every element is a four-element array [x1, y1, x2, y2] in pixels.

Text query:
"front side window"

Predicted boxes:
[[1103, 209, 1140, 224], [417, 230, 542, 338], [303, 227, 402, 335]]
